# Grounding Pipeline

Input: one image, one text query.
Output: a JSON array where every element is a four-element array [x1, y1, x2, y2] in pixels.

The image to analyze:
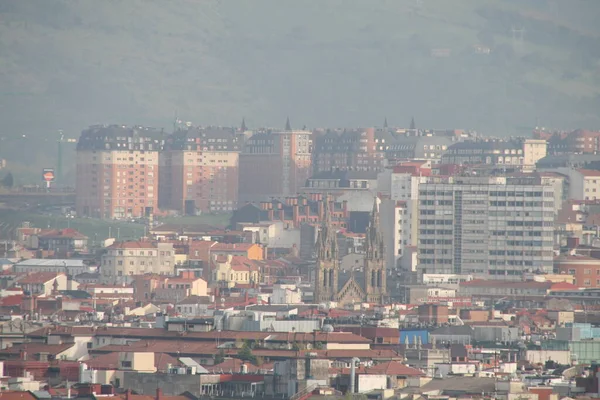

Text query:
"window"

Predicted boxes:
[[585, 269, 592, 275], [121, 361, 132, 368]]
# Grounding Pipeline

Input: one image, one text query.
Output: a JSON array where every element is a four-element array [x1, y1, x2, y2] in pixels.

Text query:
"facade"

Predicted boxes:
[[378, 162, 431, 269], [441, 140, 524, 166], [76, 125, 162, 219], [385, 135, 453, 163], [132, 273, 208, 303], [17, 272, 67, 296], [554, 255, 600, 288], [211, 255, 260, 288], [238, 128, 312, 203], [159, 127, 241, 214], [561, 169, 600, 201], [35, 229, 88, 254], [312, 128, 390, 174], [534, 129, 600, 155], [522, 139, 548, 172], [100, 241, 176, 284], [301, 170, 378, 199], [417, 176, 555, 279], [314, 198, 387, 305]]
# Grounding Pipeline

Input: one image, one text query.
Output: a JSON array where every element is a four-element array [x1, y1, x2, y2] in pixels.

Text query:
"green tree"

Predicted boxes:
[[214, 349, 225, 365], [237, 341, 257, 364]]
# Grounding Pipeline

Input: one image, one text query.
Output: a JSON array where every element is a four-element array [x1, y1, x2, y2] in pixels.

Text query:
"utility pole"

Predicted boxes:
[[57, 130, 64, 184]]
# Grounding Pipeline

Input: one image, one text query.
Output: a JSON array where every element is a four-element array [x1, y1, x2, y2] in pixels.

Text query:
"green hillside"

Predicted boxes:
[[1, 0, 599, 183]]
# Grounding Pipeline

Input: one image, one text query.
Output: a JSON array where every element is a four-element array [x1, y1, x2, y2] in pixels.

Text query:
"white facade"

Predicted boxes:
[[241, 221, 300, 249], [417, 176, 555, 279], [560, 169, 600, 201], [378, 170, 427, 271], [522, 139, 547, 172], [101, 242, 175, 284], [271, 284, 302, 304]]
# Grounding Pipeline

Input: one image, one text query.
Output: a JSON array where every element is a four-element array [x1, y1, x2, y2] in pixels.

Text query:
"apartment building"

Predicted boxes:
[[76, 125, 163, 219], [100, 241, 175, 284], [238, 127, 312, 202], [159, 127, 242, 214], [312, 128, 390, 174], [378, 162, 431, 269], [417, 176, 555, 280]]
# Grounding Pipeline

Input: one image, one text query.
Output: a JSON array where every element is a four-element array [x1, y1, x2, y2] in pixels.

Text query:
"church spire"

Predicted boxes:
[[366, 197, 384, 260], [316, 195, 338, 260], [410, 116, 416, 130], [241, 117, 247, 132], [285, 116, 292, 131], [383, 117, 388, 129]]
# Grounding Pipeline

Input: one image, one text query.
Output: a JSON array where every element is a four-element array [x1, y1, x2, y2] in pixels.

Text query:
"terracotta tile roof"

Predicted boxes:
[[17, 272, 64, 284], [0, 391, 38, 400], [0, 295, 22, 307], [578, 169, 600, 177], [37, 228, 88, 239], [85, 351, 181, 370], [0, 343, 74, 357], [212, 243, 257, 251]]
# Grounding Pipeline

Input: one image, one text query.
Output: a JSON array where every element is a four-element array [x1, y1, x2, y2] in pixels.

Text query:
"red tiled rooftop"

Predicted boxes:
[[37, 228, 88, 239], [17, 272, 65, 284], [212, 243, 257, 251], [85, 351, 181, 370], [460, 279, 552, 289], [578, 169, 600, 177]]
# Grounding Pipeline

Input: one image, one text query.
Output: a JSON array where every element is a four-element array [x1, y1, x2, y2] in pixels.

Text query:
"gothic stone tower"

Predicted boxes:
[[314, 196, 339, 303], [365, 198, 387, 303]]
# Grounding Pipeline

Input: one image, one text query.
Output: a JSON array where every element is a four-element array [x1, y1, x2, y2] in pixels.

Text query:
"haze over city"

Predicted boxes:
[[0, 1, 600, 400]]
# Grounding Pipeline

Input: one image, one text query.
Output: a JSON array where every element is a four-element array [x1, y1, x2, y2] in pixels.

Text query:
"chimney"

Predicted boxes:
[[156, 388, 163, 400]]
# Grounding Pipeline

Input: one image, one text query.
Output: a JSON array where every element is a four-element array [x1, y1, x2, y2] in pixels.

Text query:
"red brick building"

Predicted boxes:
[[238, 127, 312, 203], [555, 254, 600, 288], [159, 127, 242, 214], [76, 125, 162, 219]]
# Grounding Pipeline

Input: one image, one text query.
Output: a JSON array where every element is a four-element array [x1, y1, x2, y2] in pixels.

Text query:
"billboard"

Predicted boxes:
[[42, 168, 55, 182]]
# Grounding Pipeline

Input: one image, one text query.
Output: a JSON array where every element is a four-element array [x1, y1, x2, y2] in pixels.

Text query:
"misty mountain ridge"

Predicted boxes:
[[0, 0, 599, 183]]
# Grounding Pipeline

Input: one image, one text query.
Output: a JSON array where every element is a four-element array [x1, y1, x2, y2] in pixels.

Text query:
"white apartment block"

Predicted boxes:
[[417, 176, 555, 280], [101, 241, 175, 284], [378, 166, 429, 270]]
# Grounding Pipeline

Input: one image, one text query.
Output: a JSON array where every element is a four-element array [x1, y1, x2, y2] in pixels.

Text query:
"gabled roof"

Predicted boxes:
[[37, 228, 88, 239], [366, 361, 424, 376], [17, 272, 64, 284], [106, 241, 157, 249]]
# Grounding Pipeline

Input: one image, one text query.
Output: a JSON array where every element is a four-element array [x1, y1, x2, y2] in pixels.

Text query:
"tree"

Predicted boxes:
[[237, 341, 257, 364], [1, 172, 13, 188], [214, 349, 225, 365]]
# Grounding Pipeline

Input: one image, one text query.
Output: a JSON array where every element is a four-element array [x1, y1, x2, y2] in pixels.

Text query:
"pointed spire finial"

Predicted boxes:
[[383, 117, 388, 129], [241, 117, 247, 132], [285, 116, 291, 131], [410, 116, 416, 130]]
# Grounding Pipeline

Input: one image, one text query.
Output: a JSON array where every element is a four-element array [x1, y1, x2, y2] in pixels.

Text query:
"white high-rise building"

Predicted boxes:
[[416, 175, 555, 280], [378, 162, 430, 270]]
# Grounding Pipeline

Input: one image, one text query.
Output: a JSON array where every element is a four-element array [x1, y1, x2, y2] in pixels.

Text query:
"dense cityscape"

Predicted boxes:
[[1, 120, 600, 399]]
